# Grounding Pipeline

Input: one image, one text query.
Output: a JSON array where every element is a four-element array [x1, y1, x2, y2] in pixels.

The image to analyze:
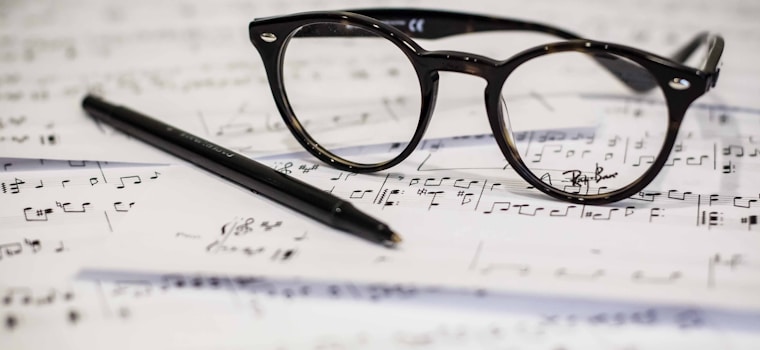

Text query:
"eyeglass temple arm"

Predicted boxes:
[[349, 9, 721, 92], [348, 9, 656, 91], [348, 8, 583, 40], [673, 33, 724, 90], [672, 33, 724, 72]]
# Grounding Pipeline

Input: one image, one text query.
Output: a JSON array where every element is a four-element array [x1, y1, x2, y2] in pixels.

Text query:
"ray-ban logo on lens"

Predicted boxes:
[[563, 163, 619, 187]]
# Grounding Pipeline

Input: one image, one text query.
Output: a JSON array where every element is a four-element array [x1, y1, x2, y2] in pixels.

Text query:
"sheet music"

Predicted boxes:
[[3, 0, 760, 348], [3, 159, 756, 348], [4, 156, 756, 350], [3, 274, 759, 349], [89, 124, 760, 309], [0, 158, 169, 284]]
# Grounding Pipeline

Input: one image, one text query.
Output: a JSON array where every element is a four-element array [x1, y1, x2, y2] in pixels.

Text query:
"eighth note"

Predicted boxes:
[[116, 175, 142, 189]]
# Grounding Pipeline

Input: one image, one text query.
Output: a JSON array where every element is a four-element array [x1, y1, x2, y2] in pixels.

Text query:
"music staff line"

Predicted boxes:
[[0, 239, 67, 261], [273, 157, 760, 231], [1, 170, 161, 195], [1, 276, 730, 344], [469, 241, 759, 291]]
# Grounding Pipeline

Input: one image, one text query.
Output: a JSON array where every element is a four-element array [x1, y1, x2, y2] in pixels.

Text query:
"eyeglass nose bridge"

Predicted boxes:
[[418, 50, 501, 79]]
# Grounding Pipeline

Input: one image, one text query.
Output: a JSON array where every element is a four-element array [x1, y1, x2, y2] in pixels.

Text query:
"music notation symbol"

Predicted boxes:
[[23, 207, 53, 221], [0, 238, 67, 260], [741, 215, 758, 230], [272, 140, 760, 230], [55, 201, 91, 213], [706, 254, 747, 289]]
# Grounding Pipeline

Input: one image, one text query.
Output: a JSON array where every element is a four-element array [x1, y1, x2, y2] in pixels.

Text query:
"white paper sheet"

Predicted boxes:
[[4, 159, 756, 350], [89, 132, 760, 311], [4, 274, 760, 349]]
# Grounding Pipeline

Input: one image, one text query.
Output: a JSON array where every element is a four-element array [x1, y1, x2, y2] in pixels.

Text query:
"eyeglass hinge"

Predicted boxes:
[[706, 68, 720, 92]]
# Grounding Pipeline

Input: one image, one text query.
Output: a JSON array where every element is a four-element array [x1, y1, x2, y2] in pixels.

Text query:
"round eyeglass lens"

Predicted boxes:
[[500, 51, 669, 196], [282, 22, 423, 165]]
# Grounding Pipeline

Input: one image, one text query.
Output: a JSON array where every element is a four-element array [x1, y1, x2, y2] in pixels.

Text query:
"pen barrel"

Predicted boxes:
[[329, 202, 390, 238], [82, 96, 391, 243]]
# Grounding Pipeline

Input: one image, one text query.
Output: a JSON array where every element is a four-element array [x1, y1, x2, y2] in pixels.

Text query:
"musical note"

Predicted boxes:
[[0, 242, 23, 260], [115, 175, 142, 189]]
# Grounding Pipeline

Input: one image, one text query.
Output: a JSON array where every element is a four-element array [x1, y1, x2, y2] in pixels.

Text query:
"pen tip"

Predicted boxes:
[[380, 231, 402, 248]]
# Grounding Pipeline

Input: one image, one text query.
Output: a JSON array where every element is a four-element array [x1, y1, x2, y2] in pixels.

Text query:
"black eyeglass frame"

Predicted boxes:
[[249, 8, 724, 205]]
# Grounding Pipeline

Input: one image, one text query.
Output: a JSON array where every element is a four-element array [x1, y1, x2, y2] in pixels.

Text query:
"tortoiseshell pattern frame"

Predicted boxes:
[[249, 8, 724, 205]]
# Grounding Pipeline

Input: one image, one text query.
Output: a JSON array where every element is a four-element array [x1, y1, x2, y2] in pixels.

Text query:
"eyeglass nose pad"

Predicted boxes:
[[498, 94, 509, 128], [427, 71, 440, 105], [498, 94, 517, 149]]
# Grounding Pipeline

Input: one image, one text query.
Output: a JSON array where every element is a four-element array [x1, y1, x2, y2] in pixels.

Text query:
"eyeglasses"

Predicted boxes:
[[249, 8, 724, 205]]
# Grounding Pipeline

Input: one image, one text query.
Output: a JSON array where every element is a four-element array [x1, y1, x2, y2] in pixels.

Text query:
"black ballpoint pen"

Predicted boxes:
[[81, 95, 402, 246]]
